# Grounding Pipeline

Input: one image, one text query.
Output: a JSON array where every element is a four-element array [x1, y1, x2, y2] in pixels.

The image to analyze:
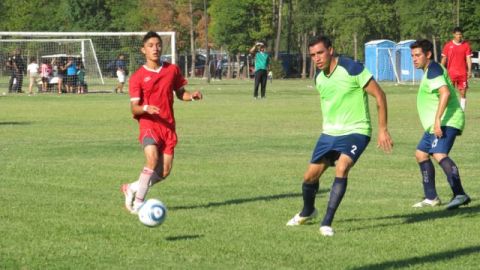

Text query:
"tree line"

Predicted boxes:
[[1, 0, 479, 78]]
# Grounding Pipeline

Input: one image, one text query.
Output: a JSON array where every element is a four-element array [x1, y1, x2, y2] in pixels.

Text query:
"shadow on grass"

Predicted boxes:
[[165, 234, 203, 241], [342, 204, 480, 232], [0, 121, 32, 125], [350, 245, 480, 270], [170, 192, 303, 211]]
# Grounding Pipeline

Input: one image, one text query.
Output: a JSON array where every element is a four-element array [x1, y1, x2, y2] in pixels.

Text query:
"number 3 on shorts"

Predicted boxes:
[[351, 145, 357, 155]]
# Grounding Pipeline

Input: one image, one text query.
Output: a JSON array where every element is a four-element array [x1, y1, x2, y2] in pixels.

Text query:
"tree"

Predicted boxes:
[[459, 0, 480, 50], [323, 0, 397, 61], [210, 0, 273, 79], [107, 0, 149, 31], [291, 0, 326, 78]]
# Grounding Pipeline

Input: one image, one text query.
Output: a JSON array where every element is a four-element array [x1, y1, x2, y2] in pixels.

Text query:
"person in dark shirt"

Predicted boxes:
[[7, 49, 25, 93]]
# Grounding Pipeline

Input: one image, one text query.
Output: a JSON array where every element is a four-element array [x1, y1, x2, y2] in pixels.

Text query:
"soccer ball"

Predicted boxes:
[[138, 199, 167, 227]]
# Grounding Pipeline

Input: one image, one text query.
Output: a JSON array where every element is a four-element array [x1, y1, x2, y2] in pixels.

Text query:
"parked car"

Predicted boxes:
[[472, 51, 480, 77]]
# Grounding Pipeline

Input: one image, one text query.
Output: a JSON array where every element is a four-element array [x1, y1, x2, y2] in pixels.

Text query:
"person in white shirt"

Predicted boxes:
[[27, 57, 40, 95]]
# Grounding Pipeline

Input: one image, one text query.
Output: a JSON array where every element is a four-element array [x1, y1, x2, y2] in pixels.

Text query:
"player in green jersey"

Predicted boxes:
[[286, 36, 393, 236], [410, 39, 470, 210]]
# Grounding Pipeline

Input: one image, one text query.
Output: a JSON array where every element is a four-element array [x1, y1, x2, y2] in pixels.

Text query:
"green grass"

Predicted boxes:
[[1, 78, 480, 269]]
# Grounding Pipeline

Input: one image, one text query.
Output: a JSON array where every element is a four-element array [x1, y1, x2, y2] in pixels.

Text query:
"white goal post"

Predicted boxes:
[[0, 32, 176, 92]]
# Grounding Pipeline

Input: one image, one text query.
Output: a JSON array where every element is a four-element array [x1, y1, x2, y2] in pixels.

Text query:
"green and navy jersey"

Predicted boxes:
[[314, 56, 373, 136], [417, 61, 465, 133], [254, 52, 269, 71]]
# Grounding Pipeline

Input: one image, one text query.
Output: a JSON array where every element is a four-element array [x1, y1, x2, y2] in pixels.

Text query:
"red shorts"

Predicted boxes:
[[449, 74, 468, 90], [138, 125, 177, 155]]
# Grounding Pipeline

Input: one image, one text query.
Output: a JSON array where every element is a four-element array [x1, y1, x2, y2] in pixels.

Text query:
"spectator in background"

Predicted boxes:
[[65, 57, 77, 93], [6, 52, 15, 93], [214, 58, 222, 80], [27, 57, 40, 95], [114, 54, 127, 93], [249, 42, 270, 99], [77, 62, 86, 94], [56, 58, 67, 94], [40, 59, 51, 92], [8, 49, 25, 93]]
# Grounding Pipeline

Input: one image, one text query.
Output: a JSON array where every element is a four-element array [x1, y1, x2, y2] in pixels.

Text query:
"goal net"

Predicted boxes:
[[0, 32, 175, 92]]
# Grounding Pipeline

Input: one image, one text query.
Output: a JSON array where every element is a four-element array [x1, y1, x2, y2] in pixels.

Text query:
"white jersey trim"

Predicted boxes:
[[142, 61, 163, 73]]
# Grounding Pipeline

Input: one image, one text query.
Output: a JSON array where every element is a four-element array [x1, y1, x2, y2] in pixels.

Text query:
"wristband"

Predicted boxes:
[[143, 105, 148, 112]]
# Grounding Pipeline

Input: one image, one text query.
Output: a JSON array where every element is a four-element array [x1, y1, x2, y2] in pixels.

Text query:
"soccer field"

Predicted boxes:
[[1, 79, 479, 269]]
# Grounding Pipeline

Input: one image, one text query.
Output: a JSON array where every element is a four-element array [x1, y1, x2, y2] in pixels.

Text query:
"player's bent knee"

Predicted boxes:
[[303, 169, 321, 183], [432, 153, 448, 163], [303, 175, 318, 183], [415, 150, 429, 163]]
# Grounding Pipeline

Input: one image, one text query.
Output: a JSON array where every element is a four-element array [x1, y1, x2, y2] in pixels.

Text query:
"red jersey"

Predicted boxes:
[[129, 62, 187, 130], [441, 40, 472, 77]]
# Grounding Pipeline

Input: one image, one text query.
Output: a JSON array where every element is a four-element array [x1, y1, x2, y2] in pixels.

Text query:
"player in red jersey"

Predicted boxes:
[[441, 27, 472, 111], [121, 31, 203, 214]]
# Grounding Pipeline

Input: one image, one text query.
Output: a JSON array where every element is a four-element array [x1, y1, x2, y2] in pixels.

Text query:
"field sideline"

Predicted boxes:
[[1, 79, 479, 269]]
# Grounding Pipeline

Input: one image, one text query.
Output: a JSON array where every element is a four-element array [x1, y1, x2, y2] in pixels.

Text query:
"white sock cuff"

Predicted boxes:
[[142, 167, 154, 175]]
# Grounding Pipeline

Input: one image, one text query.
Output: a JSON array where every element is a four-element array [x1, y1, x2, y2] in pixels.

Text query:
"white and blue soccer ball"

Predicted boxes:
[[138, 199, 167, 227]]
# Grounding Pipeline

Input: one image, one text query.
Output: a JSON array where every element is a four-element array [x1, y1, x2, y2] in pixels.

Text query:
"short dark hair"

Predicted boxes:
[[308, 36, 332, 49], [142, 31, 162, 45], [453, 26, 463, 33], [410, 39, 434, 59]]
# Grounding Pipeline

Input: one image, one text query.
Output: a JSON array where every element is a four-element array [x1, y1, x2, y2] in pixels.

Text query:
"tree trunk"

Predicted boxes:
[[353, 32, 358, 61], [287, 0, 292, 54], [202, 0, 211, 83], [272, 0, 276, 35], [432, 35, 438, 62], [189, 0, 196, 78], [274, 0, 283, 61], [309, 29, 317, 79], [227, 54, 232, 79], [301, 33, 307, 79], [184, 52, 188, 78], [236, 53, 241, 80], [246, 54, 250, 79]]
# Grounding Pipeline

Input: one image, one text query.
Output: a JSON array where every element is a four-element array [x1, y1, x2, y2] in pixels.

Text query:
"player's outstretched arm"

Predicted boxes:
[[364, 79, 394, 153], [175, 87, 203, 101]]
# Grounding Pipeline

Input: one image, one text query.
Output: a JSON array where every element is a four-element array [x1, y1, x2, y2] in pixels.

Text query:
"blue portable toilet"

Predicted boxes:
[[396, 40, 424, 82], [365, 40, 396, 81]]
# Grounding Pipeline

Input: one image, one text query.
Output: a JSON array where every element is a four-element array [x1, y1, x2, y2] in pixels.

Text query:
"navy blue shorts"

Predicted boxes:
[[417, 126, 460, 154], [310, 133, 370, 165]]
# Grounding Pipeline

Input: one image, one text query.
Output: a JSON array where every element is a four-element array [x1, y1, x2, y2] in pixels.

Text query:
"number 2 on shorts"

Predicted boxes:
[[351, 145, 357, 155]]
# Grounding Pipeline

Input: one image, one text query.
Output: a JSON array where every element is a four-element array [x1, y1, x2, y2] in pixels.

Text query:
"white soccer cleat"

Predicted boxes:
[[412, 197, 441, 208], [286, 209, 318, 226], [319, 226, 334, 237], [446, 194, 471, 210], [130, 201, 145, 215], [121, 183, 135, 212]]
